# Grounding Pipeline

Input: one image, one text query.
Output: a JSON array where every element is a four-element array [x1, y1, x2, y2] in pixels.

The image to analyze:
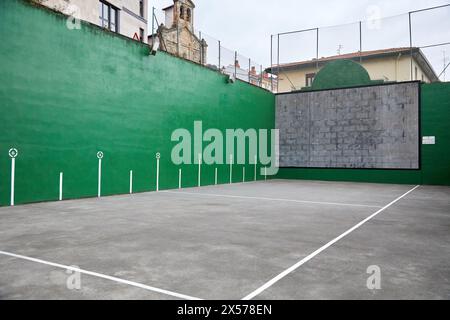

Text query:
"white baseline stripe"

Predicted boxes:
[[242, 185, 420, 300], [0, 250, 201, 300], [162, 191, 382, 209]]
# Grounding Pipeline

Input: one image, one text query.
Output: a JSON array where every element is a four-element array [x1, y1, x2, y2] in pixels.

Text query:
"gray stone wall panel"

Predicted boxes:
[[276, 82, 420, 169]]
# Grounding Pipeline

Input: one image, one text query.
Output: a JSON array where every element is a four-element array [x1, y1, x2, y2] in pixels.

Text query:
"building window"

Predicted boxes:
[[180, 5, 185, 20], [99, 1, 119, 33], [99, 2, 108, 28], [415, 66, 418, 80], [186, 8, 191, 22], [139, 28, 144, 42], [306, 73, 316, 87], [110, 7, 117, 32], [139, 0, 144, 18]]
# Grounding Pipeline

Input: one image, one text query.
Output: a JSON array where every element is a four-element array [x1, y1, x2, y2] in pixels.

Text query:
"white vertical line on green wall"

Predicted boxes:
[[229, 154, 233, 184], [59, 172, 63, 201], [254, 155, 257, 181], [215, 168, 218, 185], [98, 159, 102, 198], [198, 153, 202, 187], [129, 170, 133, 194], [10, 158, 15, 206], [8, 148, 18, 206], [178, 169, 182, 189], [97, 151, 103, 198], [156, 153, 160, 192]]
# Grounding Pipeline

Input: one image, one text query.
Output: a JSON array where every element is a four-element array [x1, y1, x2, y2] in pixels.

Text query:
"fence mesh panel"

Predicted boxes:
[[272, 4, 450, 91], [150, 6, 272, 91]]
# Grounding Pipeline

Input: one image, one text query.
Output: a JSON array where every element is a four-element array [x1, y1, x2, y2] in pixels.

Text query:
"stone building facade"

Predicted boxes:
[[150, 0, 207, 64]]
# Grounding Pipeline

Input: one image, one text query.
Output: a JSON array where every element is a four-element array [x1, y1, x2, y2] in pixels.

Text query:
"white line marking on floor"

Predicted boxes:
[[162, 191, 383, 209], [0, 250, 202, 301], [241, 185, 420, 300]]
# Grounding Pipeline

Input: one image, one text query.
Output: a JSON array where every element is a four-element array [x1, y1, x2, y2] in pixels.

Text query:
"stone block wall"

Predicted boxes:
[[276, 82, 420, 169]]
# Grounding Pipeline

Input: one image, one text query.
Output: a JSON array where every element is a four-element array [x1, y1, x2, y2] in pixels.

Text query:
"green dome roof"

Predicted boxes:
[[311, 59, 373, 90]]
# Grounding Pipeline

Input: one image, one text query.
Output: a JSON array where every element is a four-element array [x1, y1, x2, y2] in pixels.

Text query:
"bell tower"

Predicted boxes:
[[159, 0, 206, 65], [171, 0, 195, 32]]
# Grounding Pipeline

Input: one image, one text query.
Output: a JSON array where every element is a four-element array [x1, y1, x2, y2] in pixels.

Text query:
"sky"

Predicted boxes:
[[148, 0, 450, 79]]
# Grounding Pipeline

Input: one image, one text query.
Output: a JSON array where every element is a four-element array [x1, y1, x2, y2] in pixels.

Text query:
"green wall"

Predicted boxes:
[[0, 1, 448, 207], [421, 82, 450, 185], [0, 0, 275, 206], [277, 82, 450, 186]]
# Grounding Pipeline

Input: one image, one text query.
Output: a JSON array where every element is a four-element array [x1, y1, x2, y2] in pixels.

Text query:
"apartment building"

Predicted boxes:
[[41, 0, 148, 42]]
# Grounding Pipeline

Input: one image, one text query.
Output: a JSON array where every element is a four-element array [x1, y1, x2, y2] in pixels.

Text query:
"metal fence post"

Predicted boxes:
[[152, 7, 155, 38], [260, 65, 263, 87], [270, 35, 273, 92], [359, 21, 362, 63], [248, 58, 251, 82], [218, 40, 221, 70], [277, 34, 280, 76], [234, 51, 237, 79], [199, 31, 202, 64], [409, 12, 413, 80], [316, 28, 319, 71]]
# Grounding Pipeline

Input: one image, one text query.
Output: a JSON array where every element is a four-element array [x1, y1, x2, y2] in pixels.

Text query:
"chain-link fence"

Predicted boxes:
[[150, 6, 275, 92], [270, 4, 450, 92]]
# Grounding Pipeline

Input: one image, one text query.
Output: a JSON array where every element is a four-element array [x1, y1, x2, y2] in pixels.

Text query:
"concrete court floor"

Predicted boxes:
[[0, 179, 448, 300]]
